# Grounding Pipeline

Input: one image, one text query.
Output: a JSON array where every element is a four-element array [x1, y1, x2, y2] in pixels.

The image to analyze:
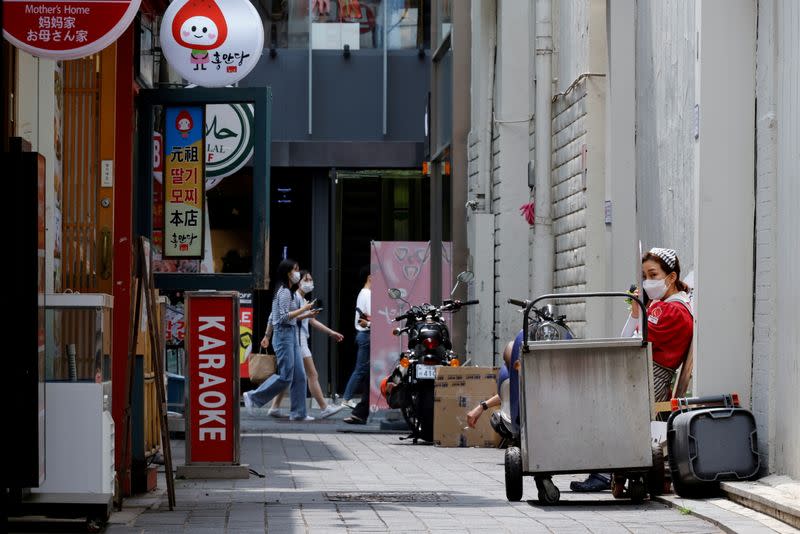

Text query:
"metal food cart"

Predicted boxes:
[[505, 292, 664, 504]]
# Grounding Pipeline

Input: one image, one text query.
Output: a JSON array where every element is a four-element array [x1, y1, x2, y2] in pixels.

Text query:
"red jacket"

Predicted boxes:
[[647, 299, 694, 369]]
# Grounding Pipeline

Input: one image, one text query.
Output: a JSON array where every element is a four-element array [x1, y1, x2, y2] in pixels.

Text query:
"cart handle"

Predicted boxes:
[[520, 292, 648, 352]]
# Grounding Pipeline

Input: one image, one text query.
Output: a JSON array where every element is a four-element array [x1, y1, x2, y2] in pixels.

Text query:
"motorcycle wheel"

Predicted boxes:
[[416, 382, 435, 442]]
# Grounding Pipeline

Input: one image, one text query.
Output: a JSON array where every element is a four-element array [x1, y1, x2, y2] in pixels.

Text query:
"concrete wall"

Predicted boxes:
[[692, 0, 756, 407], [553, 0, 589, 94], [490, 0, 532, 358], [753, 0, 800, 478], [635, 1, 696, 272], [465, 0, 497, 365]]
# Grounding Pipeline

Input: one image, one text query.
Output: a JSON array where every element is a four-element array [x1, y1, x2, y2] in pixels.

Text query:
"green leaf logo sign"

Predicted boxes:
[[204, 103, 254, 188]]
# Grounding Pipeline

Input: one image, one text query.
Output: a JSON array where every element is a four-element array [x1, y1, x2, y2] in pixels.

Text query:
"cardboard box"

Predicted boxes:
[[433, 366, 502, 448]]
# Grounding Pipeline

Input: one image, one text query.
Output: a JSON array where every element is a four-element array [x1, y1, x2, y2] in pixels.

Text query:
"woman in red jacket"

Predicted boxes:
[[572, 247, 694, 493], [624, 247, 694, 402]]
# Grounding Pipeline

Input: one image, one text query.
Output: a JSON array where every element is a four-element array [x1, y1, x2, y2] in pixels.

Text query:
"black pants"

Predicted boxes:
[[351, 372, 370, 421]]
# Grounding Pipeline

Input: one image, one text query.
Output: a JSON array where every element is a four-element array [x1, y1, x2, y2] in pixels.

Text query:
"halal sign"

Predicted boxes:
[[160, 0, 264, 87], [3, 0, 141, 59], [205, 104, 254, 189]]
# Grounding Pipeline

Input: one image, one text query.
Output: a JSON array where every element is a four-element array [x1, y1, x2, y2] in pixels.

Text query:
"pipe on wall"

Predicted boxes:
[[532, 0, 554, 297]]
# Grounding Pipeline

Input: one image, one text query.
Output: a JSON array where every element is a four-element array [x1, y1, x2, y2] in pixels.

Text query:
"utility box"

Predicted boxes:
[[433, 366, 501, 448]]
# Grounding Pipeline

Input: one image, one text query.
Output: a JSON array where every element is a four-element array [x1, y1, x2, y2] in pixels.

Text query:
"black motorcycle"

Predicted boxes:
[[381, 271, 479, 443]]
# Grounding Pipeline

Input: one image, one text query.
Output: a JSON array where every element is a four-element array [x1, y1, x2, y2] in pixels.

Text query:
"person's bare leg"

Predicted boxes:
[[303, 357, 327, 410]]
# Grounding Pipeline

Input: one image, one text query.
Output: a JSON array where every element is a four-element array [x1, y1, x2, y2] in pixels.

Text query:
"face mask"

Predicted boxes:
[[290, 271, 301, 284], [300, 282, 314, 293], [642, 278, 667, 301]]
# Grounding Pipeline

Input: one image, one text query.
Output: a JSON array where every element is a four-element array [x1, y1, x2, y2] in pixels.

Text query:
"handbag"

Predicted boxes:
[[248, 351, 276, 385]]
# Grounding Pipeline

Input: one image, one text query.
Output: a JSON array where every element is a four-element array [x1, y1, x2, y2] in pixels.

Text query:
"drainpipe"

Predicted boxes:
[[532, 0, 554, 297]]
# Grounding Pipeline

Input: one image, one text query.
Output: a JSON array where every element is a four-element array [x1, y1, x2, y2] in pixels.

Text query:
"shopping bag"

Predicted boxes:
[[248, 351, 276, 384]]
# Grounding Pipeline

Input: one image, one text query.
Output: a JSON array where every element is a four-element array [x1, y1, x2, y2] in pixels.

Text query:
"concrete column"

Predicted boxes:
[[449, 0, 471, 355], [604, 0, 637, 336], [692, 0, 756, 406], [465, 0, 496, 365], [493, 0, 532, 354], [582, 0, 609, 338]]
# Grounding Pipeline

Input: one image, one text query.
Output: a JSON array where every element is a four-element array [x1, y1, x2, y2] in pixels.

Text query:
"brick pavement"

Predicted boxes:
[[102, 419, 727, 534]]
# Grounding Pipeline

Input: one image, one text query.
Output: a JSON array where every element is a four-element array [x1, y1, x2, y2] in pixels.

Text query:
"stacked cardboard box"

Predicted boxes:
[[433, 366, 502, 448]]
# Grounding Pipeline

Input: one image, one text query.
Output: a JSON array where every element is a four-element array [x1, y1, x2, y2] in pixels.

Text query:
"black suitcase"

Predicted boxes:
[[667, 394, 760, 497]]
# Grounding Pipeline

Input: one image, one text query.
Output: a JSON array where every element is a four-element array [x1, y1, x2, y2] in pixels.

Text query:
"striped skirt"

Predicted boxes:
[[653, 362, 676, 402]]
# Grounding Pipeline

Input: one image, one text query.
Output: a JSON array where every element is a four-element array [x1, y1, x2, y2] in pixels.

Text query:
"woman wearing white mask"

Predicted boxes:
[[624, 247, 694, 402], [572, 247, 694, 493], [243, 259, 318, 420], [266, 270, 346, 419]]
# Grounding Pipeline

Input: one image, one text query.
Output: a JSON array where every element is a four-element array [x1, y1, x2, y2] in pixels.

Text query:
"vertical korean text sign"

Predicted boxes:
[[164, 106, 205, 259], [185, 292, 240, 465]]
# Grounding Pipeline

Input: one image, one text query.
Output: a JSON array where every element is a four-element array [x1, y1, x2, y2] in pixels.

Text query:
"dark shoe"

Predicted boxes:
[[343, 415, 366, 425], [570, 473, 611, 492]]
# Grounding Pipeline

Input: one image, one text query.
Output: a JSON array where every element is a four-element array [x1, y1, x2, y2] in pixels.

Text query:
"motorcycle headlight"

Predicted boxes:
[[535, 323, 561, 341]]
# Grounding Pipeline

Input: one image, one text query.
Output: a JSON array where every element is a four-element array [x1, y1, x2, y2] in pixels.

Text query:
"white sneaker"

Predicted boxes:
[[342, 399, 359, 409], [267, 408, 287, 418], [290, 415, 315, 421], [319, 404, 344, 419], [242, 392, 254, 413]]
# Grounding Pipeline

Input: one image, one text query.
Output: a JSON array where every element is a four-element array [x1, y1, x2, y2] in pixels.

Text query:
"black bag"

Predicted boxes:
[[667, 394, 760, 497]]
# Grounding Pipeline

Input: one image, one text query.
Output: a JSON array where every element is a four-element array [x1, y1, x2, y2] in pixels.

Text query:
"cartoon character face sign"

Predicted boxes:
[[179, 16, 220, 48], [176, 110, 194, 138], [171, 0, 229, 64]]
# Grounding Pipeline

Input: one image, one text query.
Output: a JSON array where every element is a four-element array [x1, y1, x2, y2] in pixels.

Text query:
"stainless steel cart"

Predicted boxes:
[[505, 292, 664, 504]]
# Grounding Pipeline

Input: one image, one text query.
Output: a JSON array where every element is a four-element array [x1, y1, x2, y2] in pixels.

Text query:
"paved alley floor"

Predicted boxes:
[[100, 413, 728, 534]]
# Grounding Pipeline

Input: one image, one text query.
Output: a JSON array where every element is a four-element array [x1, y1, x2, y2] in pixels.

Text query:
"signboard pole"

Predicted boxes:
[[177, 291, 248, 479]]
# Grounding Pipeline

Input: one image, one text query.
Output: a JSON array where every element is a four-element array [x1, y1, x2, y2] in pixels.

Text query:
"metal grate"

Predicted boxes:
[[325, 492, 450, 503], [62, 54, 100, 291]]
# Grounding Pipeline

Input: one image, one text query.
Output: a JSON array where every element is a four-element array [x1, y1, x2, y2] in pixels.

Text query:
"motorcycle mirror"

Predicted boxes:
[[450, 271, 475, 298], [388, 288, 403, 300], [457, 271, 475, 283], [392, 327, 402, 336]]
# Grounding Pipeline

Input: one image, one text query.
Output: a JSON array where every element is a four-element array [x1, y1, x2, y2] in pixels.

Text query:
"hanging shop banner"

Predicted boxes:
[[3, 0, 141, 60], [164, 106, 205, 259], [205, 104, 254, 189], [369, 241, 452, 413], [185, 292, 240, 464], [160, 0, 264, 88]]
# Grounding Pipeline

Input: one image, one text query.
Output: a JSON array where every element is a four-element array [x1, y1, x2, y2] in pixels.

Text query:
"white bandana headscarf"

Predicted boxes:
[[648, 247, 677, 270]]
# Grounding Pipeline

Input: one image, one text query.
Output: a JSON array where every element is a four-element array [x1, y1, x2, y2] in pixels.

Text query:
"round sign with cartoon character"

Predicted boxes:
[[160, 0, 263, 87]]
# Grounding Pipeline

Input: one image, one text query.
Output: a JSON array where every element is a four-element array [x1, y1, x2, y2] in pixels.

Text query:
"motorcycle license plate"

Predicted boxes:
[[415, 364, 437, 380]]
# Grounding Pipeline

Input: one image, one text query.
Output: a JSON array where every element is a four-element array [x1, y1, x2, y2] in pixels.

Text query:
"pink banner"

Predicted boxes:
[[368, 241, 452, 412]]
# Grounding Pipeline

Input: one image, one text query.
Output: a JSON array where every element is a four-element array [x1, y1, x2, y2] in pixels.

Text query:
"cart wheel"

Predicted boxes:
[[85, 517, 106, 533], [611, 474, 627, 499], [647, 444, 666, 497], [535, 476, 560, 505], [504, 447, 524, 502], [628, 478, 646, 504]]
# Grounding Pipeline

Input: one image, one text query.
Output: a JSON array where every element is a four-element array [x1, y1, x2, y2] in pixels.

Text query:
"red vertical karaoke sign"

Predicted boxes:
[[186, 292, 240, 464]]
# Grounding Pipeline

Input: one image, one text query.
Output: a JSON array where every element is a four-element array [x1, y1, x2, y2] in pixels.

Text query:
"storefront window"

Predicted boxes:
[[259, 0, 429, 50]]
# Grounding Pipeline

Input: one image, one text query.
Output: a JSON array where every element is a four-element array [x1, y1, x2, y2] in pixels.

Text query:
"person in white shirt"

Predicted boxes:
[[341, 266, 371, 412]]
